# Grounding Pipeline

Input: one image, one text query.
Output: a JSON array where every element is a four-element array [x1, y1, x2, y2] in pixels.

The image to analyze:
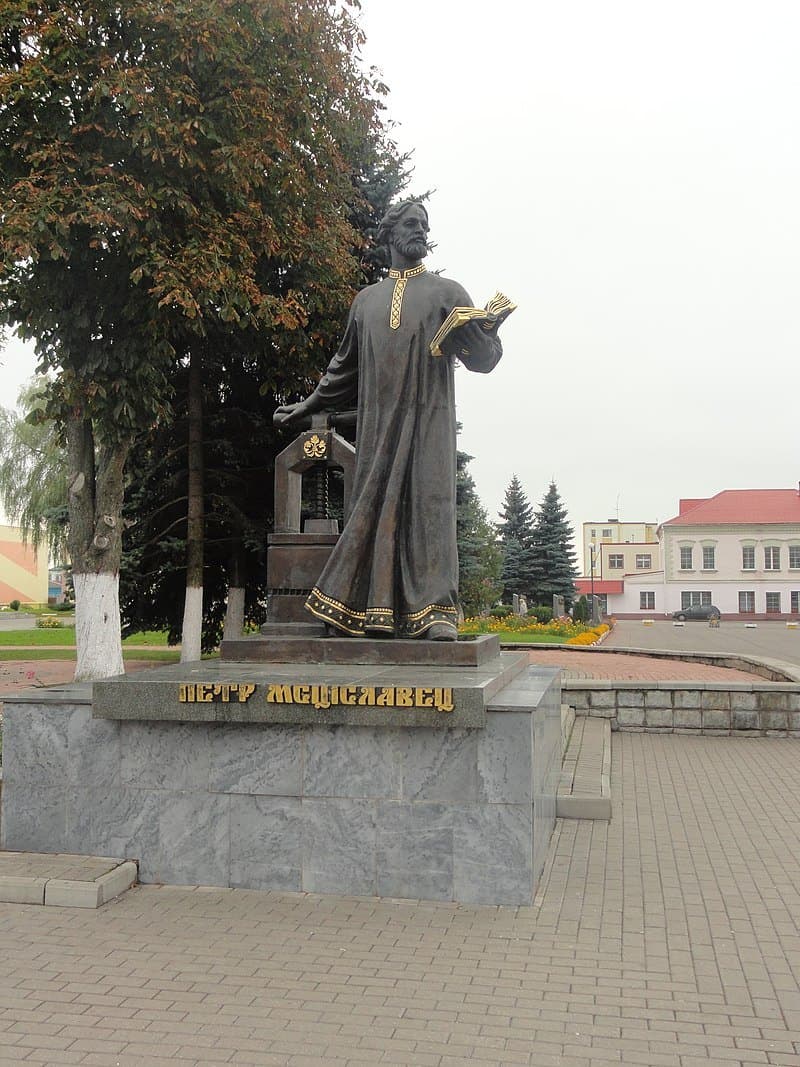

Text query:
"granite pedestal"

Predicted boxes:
[[0, 662, 561, 906]]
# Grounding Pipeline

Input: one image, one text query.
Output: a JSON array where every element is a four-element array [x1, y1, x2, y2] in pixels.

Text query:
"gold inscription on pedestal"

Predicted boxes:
[[177, 682, 455, 713], [265, 683, 455, 713], [178, 683, 256, 703]]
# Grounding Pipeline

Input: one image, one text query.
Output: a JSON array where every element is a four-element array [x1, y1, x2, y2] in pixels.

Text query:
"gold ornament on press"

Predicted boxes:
[[303, 434, 327, 459]]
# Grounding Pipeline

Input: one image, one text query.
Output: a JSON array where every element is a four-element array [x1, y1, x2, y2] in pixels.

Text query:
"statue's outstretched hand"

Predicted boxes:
[[273, 402, 307, 428]]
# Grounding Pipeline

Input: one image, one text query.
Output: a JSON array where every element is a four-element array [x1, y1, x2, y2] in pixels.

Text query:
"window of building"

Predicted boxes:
[[590, 529, 596, 537], [640, 591, 655, 610], [766, 592, 781, 614], [680, 547, 693, 569], [791, 592, 800, 614], [596, 594, 608, 615], [608, 554, 624, 569], [635, 553, 652, 570], [602, 528, 612, 537], [739, 591, 755, 614], [790, 546, 800, 569], [742, 545, 755, 570], [764, 546, 780, 570], [682, 591, 712, 608], [702, 546, 715, 570]]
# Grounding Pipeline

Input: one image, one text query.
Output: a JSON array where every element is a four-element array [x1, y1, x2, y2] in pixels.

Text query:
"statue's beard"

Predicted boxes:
[[393, 235, 428, 260]]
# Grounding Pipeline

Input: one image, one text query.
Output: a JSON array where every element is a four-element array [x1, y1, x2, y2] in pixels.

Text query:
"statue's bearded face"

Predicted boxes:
[[390, 205, 429, 261]]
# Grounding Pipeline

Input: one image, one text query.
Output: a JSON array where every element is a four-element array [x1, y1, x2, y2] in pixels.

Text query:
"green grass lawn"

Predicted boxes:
[[0, 627, 173, 647], [0, 647, 181, 662], [123, 630, 171, 646], [0, 627, 78, 645]]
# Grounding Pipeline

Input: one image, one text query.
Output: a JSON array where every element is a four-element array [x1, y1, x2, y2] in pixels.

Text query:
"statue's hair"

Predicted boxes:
[[377, 199, 429, 246]]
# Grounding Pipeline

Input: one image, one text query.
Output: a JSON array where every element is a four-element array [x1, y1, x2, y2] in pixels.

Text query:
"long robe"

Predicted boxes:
[[305, 268, 502, 637]]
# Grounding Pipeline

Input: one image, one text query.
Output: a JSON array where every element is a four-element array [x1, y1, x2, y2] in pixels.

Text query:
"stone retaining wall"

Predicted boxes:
[[565, 683, 800, 735]]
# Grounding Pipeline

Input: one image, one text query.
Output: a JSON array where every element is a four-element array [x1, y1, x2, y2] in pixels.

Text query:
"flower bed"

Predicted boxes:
[[459, 616, 611, 645]]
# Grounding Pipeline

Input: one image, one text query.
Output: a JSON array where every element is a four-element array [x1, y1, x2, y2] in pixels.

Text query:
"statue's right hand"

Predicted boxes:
[[273, 402, 305, 428]]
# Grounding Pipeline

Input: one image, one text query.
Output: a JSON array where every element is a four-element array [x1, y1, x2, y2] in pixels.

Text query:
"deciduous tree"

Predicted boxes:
[[0, 0, 401, 676], [0, 379, 68, 562]]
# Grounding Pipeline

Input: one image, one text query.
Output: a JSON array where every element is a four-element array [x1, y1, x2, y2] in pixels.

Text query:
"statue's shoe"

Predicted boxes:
[[425, 622, 457, 642]]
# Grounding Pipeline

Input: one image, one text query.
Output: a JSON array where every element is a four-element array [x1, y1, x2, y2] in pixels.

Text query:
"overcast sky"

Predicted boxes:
[[2, 0, 799, 568]]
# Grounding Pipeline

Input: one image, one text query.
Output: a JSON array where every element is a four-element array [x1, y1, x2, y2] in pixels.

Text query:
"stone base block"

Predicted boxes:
[[1, 668, 561, 907]]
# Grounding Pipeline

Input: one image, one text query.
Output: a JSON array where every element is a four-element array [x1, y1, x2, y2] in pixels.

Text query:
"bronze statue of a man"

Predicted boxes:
[[274, 201, 502, 640]]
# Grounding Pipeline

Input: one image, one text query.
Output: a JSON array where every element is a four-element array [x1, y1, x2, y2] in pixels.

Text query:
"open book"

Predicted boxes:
[[430, 292, 516, 358]]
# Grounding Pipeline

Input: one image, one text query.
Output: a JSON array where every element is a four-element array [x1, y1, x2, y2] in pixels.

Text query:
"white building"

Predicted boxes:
[[579, 489, 800, 618]]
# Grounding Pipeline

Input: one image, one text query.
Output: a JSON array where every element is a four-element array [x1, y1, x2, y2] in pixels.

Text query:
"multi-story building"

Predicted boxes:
[[581, 520, 659, 577], [577, 519, 660, 615], [578, 489, 800, 618], [0, 524, 49, 605]]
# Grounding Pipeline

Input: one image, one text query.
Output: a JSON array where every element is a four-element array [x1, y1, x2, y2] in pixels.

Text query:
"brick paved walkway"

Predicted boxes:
[[1, 733, 799, 1065], [525, 649, 765, 682], [0, 660, 157, 700]]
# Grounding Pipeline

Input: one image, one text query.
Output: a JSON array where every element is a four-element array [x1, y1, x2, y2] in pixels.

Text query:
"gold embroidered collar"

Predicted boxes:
[[388, 264, 425, 329], [388, 264, 426, 279]]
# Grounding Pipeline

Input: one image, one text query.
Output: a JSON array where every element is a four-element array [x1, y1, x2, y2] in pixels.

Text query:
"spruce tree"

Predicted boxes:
[[530, 481, 578, 606], [496, 474, 537, 603], [457, 450, 503, 617]]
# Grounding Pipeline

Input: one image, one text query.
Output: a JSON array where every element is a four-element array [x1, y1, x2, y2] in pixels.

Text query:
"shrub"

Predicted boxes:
[[527, 605, 553, 624], [36, 616, 62, 629], [9, 599, 20, 611], [489, 605, 513, 618], [572, 595, 588, 623]]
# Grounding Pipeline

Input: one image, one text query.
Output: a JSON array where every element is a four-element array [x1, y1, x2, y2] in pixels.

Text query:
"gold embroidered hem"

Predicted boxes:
[[306, 587, 457, 638]]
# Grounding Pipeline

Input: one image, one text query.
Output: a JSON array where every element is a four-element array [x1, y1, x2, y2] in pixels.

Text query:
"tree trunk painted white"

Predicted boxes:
[[181, 584, 203, 662], [73, 571, 125, 681], [223, 585, 246, 641]]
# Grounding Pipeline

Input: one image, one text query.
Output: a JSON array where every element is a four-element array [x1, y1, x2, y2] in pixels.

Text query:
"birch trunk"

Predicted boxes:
[[181, 351, 204, 662]]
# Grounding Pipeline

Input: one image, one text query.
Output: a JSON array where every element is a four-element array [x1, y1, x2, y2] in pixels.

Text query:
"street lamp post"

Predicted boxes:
[[589, 542, 597, 624]]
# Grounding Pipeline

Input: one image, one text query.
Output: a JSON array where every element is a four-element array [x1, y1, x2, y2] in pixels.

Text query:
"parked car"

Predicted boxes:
[[672, 604, 721, 621]]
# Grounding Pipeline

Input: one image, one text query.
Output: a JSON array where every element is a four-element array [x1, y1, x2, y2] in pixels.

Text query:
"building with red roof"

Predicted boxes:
[[581, 489, 800, 619], [657, 488, 800, 618]]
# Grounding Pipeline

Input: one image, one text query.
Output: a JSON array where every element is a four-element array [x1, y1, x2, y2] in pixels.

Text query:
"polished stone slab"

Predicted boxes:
[[221, 632, 500, 666], [92, 653, 526, 729]]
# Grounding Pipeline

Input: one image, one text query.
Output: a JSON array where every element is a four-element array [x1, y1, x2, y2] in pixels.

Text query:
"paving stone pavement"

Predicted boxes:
[[1, 732, 799, 1066], [525, 649, 765, 682], [0, 660, 159, 702]]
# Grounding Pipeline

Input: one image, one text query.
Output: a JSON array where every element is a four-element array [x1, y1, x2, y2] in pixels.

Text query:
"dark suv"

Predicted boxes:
[[672, 605, 721, 621]]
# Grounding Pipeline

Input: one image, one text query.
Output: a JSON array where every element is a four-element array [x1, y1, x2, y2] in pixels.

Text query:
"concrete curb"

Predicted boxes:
[[0, 855, 137, 908], [557, 716, 611, 820]]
